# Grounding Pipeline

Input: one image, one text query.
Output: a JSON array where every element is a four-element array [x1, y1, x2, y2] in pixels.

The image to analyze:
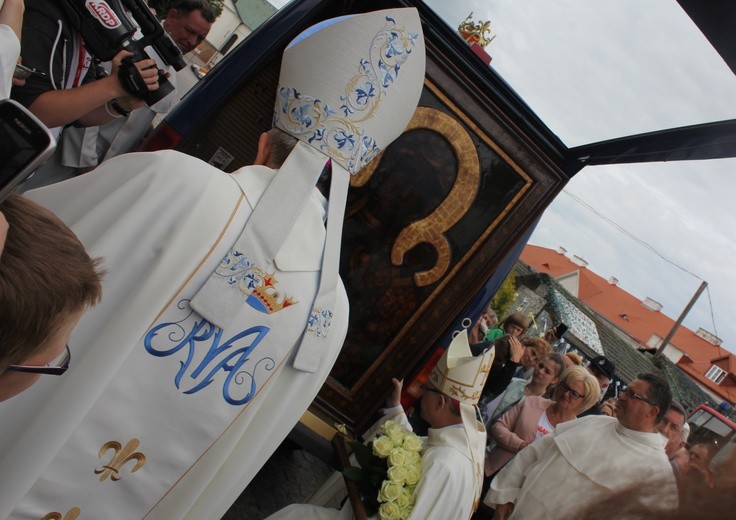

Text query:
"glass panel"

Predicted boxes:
[[703, 416, 734, 438], [424, 0, 736, 146]]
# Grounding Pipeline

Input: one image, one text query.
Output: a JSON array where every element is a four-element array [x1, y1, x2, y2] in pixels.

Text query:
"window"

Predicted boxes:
[[705, 365, 728, 384], [646, 334, 663, 349]]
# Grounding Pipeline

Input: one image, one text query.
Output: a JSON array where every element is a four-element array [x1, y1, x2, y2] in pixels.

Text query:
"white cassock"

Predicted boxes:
[[486, 415, 678, 519], [0, 150, 348, 519], [267, 408, 482, 520]]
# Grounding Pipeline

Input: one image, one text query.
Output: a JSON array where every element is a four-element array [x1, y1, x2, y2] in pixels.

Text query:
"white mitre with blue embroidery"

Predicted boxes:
[[190, 9, 425, 372], [274, 8, 425, 175]]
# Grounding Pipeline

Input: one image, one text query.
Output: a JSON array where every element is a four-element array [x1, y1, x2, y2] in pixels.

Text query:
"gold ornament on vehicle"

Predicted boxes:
[[458, 12, 496, 48]]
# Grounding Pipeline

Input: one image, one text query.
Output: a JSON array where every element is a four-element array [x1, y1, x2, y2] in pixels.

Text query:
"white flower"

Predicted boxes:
[[379, 480, 403, 503], [373, 435, 394, 458]]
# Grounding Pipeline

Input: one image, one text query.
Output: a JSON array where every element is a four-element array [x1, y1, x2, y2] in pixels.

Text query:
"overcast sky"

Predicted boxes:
[[423, 0, 736, 353]]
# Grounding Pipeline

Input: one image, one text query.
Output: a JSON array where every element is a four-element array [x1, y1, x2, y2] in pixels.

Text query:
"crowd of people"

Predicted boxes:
[[262, 309, 736, 520]]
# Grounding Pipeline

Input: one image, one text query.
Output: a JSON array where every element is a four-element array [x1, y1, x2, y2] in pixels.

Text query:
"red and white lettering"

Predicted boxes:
[[85, 0, 122, 29]]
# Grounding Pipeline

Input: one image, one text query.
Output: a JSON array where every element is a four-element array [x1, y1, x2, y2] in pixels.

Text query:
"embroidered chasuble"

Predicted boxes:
[[0, 7, 426, 518], [0, 151, 348, 518]]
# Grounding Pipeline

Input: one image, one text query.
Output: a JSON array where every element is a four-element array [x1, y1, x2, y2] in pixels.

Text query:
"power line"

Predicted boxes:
[[562, 190, 703, 280], [560, 189, 725, 346]]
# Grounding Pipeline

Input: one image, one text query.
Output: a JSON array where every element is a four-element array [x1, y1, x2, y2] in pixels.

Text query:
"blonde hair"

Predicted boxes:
[[564, 352, 584, 366], [557, 365, 601, 413], [521, 336, 552, 357]]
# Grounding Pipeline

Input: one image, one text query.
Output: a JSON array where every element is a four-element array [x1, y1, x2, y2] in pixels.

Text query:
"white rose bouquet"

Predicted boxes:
[[343, 420, 423, 520]]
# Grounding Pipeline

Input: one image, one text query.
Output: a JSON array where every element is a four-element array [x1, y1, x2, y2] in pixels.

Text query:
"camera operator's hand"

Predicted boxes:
[[26, 49, 160, 128], [111, 50, 160, 111]]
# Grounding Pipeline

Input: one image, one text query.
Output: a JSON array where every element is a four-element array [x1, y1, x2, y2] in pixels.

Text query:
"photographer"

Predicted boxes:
[[10, 0, 159, 137], [60, 0, 213, 172]]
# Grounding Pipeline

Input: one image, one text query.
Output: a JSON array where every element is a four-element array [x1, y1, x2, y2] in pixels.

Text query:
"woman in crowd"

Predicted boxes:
[[479, 336, 553, 401], [482, 352, 566, 423], [484, 365, 600, 478]]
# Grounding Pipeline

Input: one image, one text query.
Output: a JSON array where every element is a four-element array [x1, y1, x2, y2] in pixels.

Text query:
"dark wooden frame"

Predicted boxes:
[[313, 35, 570, 433]]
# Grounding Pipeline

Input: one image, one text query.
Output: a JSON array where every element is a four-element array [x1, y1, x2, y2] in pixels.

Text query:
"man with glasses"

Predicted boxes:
[[0, 194, 102, 402], [486, 373, 678, 520]]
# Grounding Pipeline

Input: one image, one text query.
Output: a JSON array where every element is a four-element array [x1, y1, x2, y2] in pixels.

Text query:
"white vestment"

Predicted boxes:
[[0, 150, 349, 519], [486, 415, 678, 520], [267, 409, 482, 520]]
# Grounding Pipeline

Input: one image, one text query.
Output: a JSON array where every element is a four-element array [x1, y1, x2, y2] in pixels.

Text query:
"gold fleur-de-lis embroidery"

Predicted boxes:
[[94, 438, 146, 482], [42, 507, 81, 520]]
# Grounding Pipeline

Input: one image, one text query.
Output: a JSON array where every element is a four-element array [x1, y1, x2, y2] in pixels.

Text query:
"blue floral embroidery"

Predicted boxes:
[[306, 307, 333, 338], [276, 16, 419, 174]]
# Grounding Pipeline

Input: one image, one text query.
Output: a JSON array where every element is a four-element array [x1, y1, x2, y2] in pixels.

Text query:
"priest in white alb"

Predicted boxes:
[[0, 8, 425, 519], [486, 372, 678, 520], [267, 329, 495, 520]]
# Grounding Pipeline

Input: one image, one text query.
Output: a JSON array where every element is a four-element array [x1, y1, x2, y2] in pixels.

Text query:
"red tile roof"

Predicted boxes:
[[521, 244, 736, 404]]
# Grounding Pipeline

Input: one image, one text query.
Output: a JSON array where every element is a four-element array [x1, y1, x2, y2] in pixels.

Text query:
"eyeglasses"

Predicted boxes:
[[6, 345, 71, 376], [558, 381, 584, 400], [620, 387, 653, 405]]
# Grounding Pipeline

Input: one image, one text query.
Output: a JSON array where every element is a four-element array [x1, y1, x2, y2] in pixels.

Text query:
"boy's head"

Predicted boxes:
[[0, 194, 103, 401], [501, 312, 529, 337]]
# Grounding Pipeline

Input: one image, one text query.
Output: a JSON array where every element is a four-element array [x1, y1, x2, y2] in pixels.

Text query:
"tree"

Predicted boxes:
[[490, 270, 517, 321], [148, 0, 224, 20]]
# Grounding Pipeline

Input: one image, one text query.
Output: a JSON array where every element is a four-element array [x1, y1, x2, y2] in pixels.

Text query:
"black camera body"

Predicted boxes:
[[58, 0, 187, 106]]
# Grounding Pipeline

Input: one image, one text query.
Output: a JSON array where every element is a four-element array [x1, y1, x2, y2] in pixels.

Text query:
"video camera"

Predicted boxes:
[[58, 0, 187, 106]]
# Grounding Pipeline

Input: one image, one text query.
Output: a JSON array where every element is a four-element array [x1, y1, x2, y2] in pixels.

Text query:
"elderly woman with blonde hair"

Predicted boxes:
[[484, 365, 600, 479]]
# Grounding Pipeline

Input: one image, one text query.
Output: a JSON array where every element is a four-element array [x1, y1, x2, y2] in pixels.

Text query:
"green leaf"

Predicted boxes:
[[342, 466, 366, 483], [352, 441, 374, 469]]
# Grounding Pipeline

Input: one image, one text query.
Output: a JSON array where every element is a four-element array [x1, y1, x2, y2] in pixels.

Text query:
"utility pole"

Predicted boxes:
[[653, 281, 708, 363]]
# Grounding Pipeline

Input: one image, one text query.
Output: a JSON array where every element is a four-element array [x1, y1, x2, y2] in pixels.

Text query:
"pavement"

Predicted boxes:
[[223, 441, 334, 519]]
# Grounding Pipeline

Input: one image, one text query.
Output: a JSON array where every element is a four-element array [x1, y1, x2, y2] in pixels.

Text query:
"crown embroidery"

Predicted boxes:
[[276, 16, 418, 173], [214, 251, 297, 314]]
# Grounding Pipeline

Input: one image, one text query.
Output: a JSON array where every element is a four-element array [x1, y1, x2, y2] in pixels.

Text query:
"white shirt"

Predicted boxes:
[[486, 415, 677, 520]]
